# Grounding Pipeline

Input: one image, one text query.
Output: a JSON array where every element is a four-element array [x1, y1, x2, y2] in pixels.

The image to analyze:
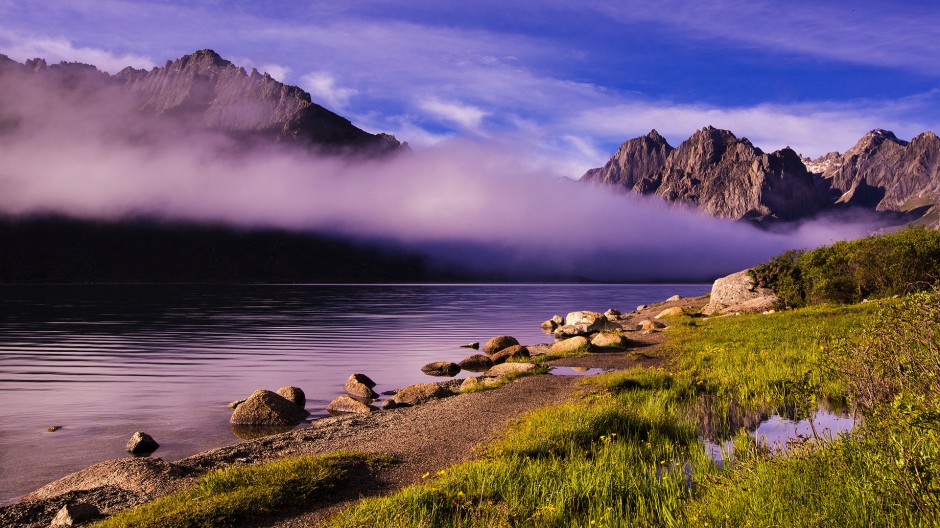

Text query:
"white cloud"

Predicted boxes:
[[259, 63, 290, 82], [418, 97, 490, 131], [0, 35, 154, 73], [300, 71, 357, 110]]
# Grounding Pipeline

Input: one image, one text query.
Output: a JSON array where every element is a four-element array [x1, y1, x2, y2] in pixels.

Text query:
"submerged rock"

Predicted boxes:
[[421, 361, 461, 376], [126, 432, 159, 455], [483, 335, 520, 356], [276, 386, 306, 408], [230, 389, 310, 425], [460, 342, 480, 349]]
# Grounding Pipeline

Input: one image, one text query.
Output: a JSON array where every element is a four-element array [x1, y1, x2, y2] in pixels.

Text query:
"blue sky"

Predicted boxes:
[[2, 0, 939, 174]]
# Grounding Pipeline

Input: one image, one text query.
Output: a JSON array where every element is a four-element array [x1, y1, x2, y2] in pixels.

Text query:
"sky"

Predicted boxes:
[[1, 0, 939, 176]]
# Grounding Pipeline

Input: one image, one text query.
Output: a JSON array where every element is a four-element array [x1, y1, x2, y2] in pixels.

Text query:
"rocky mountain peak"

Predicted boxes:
[[579, 129, 673, 189]]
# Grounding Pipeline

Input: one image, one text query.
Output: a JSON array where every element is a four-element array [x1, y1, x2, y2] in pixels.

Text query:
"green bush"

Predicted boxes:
[[751, 227, 940, 306]]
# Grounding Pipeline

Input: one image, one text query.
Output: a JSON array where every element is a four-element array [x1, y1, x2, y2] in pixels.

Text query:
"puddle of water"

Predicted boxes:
[[706, 408, 857, 464], [549, 367, 613, 376]]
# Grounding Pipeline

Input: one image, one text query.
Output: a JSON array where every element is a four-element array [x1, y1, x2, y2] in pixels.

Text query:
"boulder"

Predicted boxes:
[[548, 336, 590, 355], [392, 382, 456, 406], [345, 375, 379, 402], [230, 389, 310, 425], [381, 399, 403, 410], [604, 308, 621, 317], [460, 342, 480, 349], [51, 503, 100, 527], [666, 294, 683, 302], [421, 361, 461, 376], [491, 345, 530, 364], [702, 269, 781, 315], [564, 311, 607, 331], [126, 431, 159, 455], [551, 314, 564, 325], [591, 332, 628, 348], [638, 319, 665, 331], [540, 319, 558, 332], [460, 376, 501, 392], [227, 399, 245, 409], [636, 304, 649, 312], [654, 307, 685, 319], [485, 362, 537, 377], [483, 335, 520, 355], [348, 373, 377, 388], [276, 386, 306, 408], [327, 396, 373, 414], [458, 354, 493, 372]]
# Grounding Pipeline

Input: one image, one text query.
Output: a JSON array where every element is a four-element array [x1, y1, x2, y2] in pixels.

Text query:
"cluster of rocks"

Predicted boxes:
[[327, 374, 379, 414]]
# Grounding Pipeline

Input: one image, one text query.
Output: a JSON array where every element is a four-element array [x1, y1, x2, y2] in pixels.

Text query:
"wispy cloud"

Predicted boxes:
[[0, 33, 155, 73], [418, 97, 490, 131], [300, 71, 357, 111]]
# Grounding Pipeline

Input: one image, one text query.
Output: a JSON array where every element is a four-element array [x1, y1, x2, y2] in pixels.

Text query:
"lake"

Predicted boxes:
[[0, 283, 709, 503]]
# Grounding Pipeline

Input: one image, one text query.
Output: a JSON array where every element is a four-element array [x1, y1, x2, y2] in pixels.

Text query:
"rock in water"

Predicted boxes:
[[51, 503, 100, 527], [327, 396, 373, 414], [230, 389, 310, 425], [126, 431, 160, 455], [541, 319, 558, 332], [491, 345, 530, 364], [421, 361, 461, 376], [458, 354, 494, 372], [460, 342, 480, 349], [702, 269, 781, 315], [483, 335, 520, 356], [276, 386, 306, 408], [654, 307, 685, 319], [344, 375, 379, 402]]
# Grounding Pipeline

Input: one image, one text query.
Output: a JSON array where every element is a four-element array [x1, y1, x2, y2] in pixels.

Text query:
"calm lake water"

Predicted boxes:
[[0, 283, 708, 503]]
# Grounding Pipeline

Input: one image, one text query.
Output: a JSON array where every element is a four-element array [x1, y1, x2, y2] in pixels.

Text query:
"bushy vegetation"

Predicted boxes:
[[750, 227, 940, 307], [94, 453, 389, 528]]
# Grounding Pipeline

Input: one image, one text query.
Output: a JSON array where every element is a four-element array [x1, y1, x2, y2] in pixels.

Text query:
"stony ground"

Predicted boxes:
[[0, 295, 707, 528]]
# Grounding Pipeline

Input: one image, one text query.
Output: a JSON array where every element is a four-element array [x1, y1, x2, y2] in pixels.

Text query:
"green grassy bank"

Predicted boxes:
[[325, 294, 940, 527]]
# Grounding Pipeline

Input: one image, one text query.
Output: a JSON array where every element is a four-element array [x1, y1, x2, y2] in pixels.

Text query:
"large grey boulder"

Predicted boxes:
[[702, 269, 781, 315], [591, 332, 628, 349], [230, 389, 310, 425], [564, 311, 607, 330], [51, 503, 100, 527], [548, 336, 590, 355], [126, 431, 160, 455], [485, 362, 537, 377], [483, 335, 520, 356]]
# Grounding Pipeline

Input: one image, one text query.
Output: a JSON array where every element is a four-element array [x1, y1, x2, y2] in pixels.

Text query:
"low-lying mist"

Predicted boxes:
[[0, 64, 884, 282]]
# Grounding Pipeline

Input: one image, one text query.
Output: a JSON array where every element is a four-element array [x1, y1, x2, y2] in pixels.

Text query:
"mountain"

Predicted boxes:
[[0, 49, 404, 155], [584, 126, 940, 224], [584, 126, 825, 222]]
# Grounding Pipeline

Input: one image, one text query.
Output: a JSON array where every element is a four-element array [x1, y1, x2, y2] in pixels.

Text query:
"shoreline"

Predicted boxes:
[[0, 294, 706, 528]]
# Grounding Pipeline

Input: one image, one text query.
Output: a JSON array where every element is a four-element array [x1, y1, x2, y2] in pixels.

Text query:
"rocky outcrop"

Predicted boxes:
[[229, 389, 310, 425], [702, 269, 781, 315], [582, 130, 674, 189], [125, 432, 159, 455], [583, 126, 940, 224], [1, 50, 404, 156]]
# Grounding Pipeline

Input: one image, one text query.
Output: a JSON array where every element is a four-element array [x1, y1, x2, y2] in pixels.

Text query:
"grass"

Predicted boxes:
[[323, 298, 940, 527], [93, 452, 391, 528]]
